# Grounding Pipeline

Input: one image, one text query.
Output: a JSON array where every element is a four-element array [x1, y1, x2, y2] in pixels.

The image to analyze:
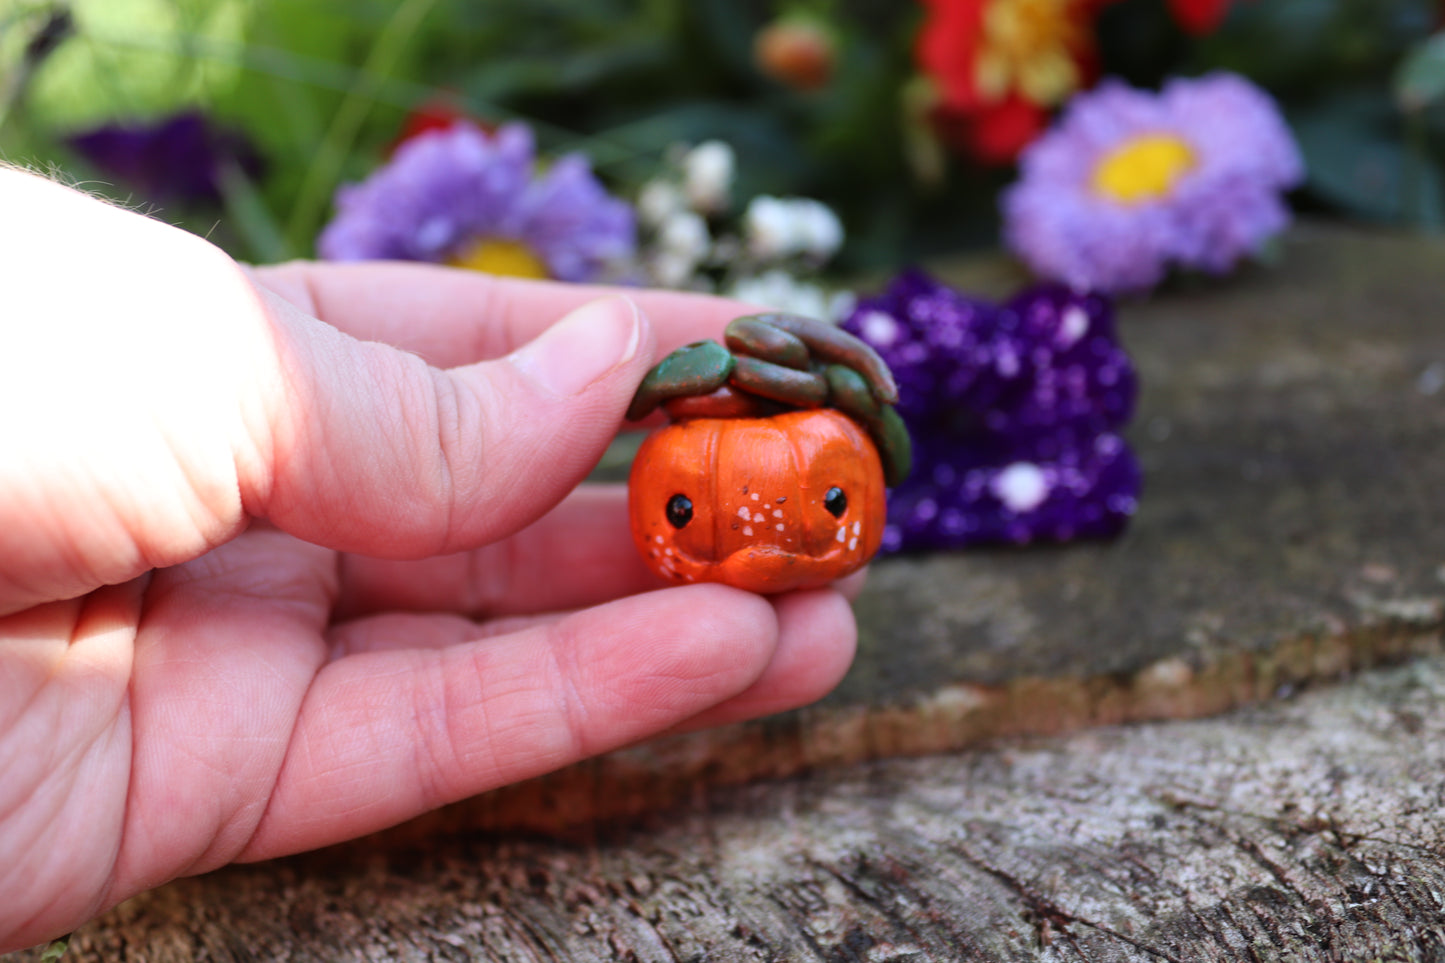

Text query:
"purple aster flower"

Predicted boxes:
[[1002, 72, 1304, 294], [318, 123, 636, 283], [68, 110, 261, 206], [843, 271, 1141, 553]]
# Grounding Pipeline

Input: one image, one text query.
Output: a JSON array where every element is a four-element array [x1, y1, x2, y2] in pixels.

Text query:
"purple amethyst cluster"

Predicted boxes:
[[842, 272, 1141, 553]]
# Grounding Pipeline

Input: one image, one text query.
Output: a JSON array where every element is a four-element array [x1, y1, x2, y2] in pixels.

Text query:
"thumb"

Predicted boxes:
[[246, 293, 653, 557]]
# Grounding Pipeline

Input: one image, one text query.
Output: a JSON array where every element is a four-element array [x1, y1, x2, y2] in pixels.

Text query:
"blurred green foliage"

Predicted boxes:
[[0, 0, 1441, 266]]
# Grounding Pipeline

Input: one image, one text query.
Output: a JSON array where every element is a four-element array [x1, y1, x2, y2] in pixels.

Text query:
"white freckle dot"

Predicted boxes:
[[852, 521, 861, 536], [773, 509, 783, 518], [776, 523, 784, 531], [849, 537, 858, 551], [753, 513, 764, 523], [664, 548, 673, 556], [743, 526, 753, 536], [750, 493, 760, 501], [654, 535, 663, 544], [737, 506, 750, 519], [836, 527, 846, 543], [992, 461, 1050, 512]]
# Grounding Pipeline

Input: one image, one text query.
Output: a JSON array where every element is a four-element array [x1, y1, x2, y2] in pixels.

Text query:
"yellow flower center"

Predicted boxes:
[[1091, 134, 1197, 204], [449, 238, 550, 279], [974, 0, 1083, 106]]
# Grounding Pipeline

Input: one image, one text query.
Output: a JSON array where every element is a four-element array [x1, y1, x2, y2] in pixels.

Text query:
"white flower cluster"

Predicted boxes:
[[727, 269, 855, 322], [635, 140, 849, 320], [741, 196, 842, 262]]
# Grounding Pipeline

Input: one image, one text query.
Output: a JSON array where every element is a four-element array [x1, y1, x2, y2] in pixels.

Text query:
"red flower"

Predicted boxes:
[[389, 98, 494, 154], [1167, 0, 1233, 35], [915, 0, 1117, 164]]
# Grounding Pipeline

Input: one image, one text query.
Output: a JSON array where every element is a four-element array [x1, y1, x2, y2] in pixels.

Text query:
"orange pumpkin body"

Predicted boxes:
[[628, 408, 886, 593]]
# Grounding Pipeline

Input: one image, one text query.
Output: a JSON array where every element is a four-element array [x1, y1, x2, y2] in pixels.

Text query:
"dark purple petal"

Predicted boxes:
[[67, 111, 261, 206]]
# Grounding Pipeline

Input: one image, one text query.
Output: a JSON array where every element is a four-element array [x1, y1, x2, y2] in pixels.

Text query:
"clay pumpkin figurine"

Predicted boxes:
[[626, 313, 911, 594]]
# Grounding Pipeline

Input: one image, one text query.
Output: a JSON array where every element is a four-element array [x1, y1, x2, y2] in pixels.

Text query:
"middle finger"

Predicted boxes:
[[334, 484, 660, 619]]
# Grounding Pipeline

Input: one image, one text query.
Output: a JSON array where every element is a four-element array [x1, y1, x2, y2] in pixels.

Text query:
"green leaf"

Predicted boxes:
[[282, 0, 441, 256], [1290, 89, 1444, 229], [38, 934, 70, 963], [217, 157, 290, 263], [22, 0, 250, 126], [1396, 31, 1445, 112]]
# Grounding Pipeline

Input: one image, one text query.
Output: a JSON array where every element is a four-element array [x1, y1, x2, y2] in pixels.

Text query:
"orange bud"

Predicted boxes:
[[754, 19, 835, 92]]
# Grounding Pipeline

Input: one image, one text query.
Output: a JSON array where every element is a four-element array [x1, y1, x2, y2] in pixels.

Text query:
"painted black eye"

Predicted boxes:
[[666, 494, 693, 528], [824, 487, 847, 518]]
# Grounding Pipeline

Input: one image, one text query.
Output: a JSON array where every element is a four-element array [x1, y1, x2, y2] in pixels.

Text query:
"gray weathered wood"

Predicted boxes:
[[24, 655, 1445, 961]]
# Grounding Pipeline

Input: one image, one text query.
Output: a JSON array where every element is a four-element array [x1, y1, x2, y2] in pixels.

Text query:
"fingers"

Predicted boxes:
[[238, 584, 781, 859], [333, 485, 874, 620], [326, 587, 860, 726], [252, 261, 761, 369], [245, 292, 655, 558], [333, 484, 662, 618], [325, 610, 554, 658], [111, 530, 337, 895], [0, 581, 141, 953], [669, 588, 857, 732]]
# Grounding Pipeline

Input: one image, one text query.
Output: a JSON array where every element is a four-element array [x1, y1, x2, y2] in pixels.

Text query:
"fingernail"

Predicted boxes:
[[510, 296, 642, 398]]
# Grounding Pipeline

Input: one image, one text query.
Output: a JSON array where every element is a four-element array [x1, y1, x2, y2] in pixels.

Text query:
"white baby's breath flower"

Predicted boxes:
[[637, 178, 686, 228], [658, 211, 710, 262], [727, 269, 851, 322], [743, 195, 795, 260], [648, 212, 712, 287], [793, 199, 843, 260], [743, 195, 845, 262], [651, 250, 700, 288], [682, 140, 735, 214]]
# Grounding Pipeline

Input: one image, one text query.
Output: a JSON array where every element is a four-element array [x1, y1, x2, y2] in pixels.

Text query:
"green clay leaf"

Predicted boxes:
[[751, 313, 899, 405], [877, 406, 912, 488], [725, 316, 810, 370], [730, 356, 829, 407], [825, 364, 881, 423], [626, 340, 734, 421]]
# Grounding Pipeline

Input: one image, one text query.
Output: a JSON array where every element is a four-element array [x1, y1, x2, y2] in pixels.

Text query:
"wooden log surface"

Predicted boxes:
[[25, 653, 1445, 961], [6, 223, 1444, 960]]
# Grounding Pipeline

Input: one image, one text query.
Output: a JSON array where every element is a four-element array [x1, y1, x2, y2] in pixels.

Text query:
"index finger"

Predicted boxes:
[[252, 260, 761, 368]]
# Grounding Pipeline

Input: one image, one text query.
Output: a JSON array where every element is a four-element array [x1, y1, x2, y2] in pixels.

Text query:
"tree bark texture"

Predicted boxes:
[[22, 656, 1445, 962]]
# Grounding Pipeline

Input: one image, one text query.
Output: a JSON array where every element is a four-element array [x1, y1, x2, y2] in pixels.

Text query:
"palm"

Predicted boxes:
[[2, 530, 335, 938]]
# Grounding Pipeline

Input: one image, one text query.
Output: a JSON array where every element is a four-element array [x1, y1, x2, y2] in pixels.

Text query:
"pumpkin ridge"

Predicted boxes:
[[782, 411, 810, 552], [703, 417, 721, 563]]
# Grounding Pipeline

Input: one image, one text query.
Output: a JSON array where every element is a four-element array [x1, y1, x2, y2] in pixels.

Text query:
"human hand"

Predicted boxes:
[[0, 171, 858, 951]]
